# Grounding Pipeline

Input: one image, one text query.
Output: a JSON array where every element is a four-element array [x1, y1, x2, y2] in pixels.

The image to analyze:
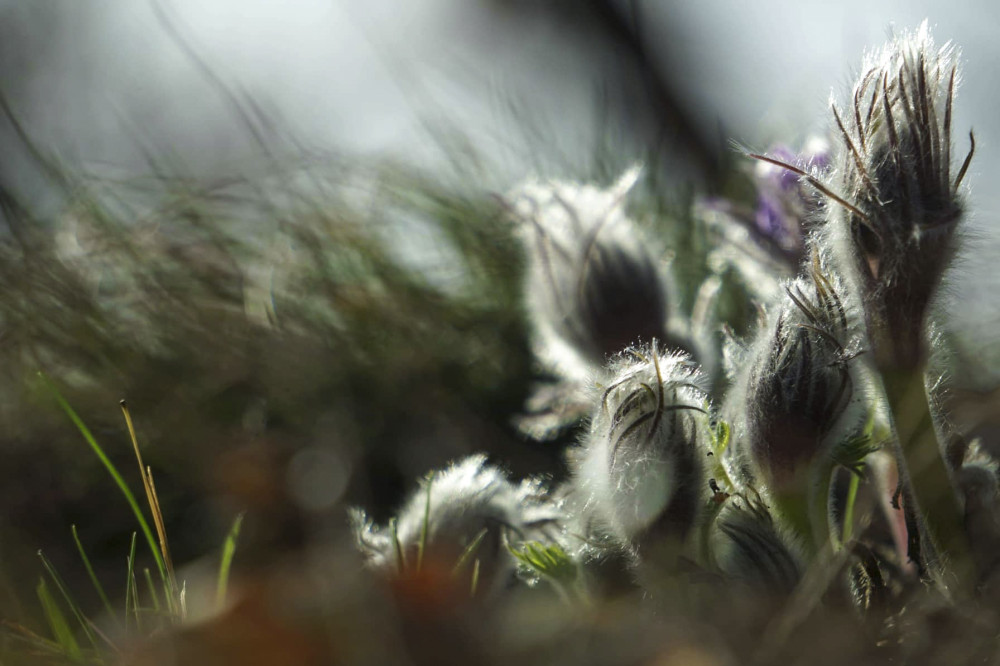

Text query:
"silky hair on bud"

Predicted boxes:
[[570, 344, 710, 549], [723, 250, 867, 489], [827, 21, 971, 368], [351, 455, 563, 596], [709, 493, 803, 595], [507, 167, 694, 380]]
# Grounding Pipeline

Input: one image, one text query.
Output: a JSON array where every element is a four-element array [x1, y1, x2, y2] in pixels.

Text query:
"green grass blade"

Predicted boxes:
[[450, 528, 488, 577], [40, 375, 168, 587], [215, 512, 244, 610], [71, 525, 116, 624], [389, 517, 406, 573], [417, 472, 434, 572], [35, 578, 82, 661], [470, 559, 481, 598], [125, 533, 138, 634], [37, 551, 100, 654], [143, 569, 161, 614]]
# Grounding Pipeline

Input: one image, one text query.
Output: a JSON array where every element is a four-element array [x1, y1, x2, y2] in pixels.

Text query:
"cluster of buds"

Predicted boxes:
[[352, 23, 995, 614]]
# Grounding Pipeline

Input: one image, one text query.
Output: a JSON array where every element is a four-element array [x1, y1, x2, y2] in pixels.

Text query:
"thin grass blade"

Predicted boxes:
[[215, 512, 244, 610]]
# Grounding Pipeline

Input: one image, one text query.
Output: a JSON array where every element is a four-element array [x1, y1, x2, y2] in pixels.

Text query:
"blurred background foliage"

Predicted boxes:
[[2, 1, 1000, 664]]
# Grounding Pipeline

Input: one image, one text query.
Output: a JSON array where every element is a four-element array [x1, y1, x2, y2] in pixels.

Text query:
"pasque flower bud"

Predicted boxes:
[[709, 493, 802, 595], [725, 253, 865, 493], [351, 455, 563, 597], [569, 344, 710, 549], [509, 167, 694, 380], [827, 21, 972, 370]]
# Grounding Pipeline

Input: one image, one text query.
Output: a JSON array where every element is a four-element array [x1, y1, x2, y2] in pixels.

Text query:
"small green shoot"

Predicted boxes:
[[416, 472, 434, 572], [389, 517, 406, 573], [36, 578, 82, 661], [470, 559, 481, 598], [143, 568, 161, 614], [450, 528, 489, 578], [215, 512, 245, 610], [509, 542, 577, 584]]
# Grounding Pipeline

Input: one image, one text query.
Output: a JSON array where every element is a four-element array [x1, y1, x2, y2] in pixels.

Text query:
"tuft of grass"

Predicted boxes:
[[39, 376, 169, 594], [37, 551, 99, 655], [35, 579, 82, 662]]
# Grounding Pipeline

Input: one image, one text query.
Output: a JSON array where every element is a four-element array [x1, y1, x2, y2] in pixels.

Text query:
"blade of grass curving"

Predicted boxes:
[[35, 578, 82, 661], [71, 525, 116, 624], [125, 533, 138, 634], [40, 376, 168, 587], [37, 551, 99, 654], [215, 513, 245, 610], [143, 569, 161, 614]]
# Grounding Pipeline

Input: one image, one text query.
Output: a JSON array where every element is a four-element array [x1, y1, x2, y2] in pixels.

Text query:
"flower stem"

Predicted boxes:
[[881, 366, 971, 595]]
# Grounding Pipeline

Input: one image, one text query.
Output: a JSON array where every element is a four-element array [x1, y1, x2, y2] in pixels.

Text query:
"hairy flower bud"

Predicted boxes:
[[509, 167, 693, 379], [351, 455, 562, 597], [570, 345, 710, 549], [827, 22, 972, 370], [709, 494, 802, 594], [725, 255, 865, 491]]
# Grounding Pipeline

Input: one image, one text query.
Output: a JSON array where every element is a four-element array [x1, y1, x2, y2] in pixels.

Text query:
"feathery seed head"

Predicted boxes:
[[570, 344, 710, 548]]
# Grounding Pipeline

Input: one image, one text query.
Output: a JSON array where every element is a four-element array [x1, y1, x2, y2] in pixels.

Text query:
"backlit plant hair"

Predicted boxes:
[[569, 342, 710, 555], [508, 167, 695, 380], [750, 23, 975, 586], [723, 251, 868, 547]]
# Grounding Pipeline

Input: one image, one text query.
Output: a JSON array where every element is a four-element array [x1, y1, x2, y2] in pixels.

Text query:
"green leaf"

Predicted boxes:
[[508, 542, 577, 586]]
